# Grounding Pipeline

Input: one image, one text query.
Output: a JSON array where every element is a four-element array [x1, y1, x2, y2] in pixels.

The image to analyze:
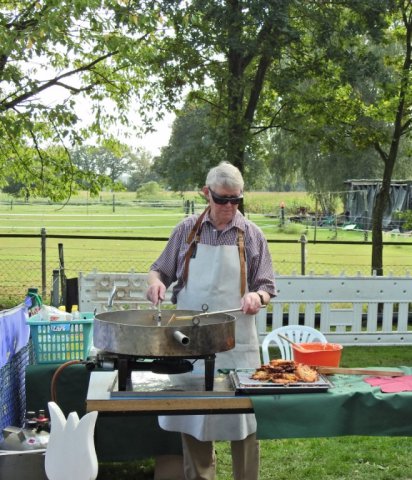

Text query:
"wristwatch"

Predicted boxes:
[[257, 292, 266, 306]]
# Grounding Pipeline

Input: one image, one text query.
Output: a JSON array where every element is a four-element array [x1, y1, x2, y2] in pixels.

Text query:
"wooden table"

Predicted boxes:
[[86, 371, 253, 414], [87, 368, 412, 440]]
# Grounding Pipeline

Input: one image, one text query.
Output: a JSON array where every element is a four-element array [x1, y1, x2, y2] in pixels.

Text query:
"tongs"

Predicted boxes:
[[167, 307, 242, 325], [156, 301, 162, 326]]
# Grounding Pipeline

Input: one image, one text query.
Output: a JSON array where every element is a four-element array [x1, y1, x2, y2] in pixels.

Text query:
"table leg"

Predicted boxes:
[[204, 355, 215, 391]]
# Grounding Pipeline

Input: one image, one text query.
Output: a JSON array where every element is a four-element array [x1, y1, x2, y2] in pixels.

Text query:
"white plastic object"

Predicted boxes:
[[45, 401, 98, 480], [40, 305, 72, 321], [261, 325, 327, 363], [71, 305, 80, 321]]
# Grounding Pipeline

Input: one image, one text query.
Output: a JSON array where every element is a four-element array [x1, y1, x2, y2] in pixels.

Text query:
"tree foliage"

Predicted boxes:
[[126, 147, 157, 192], [71, 139, 140, 183], [3, 0, 412, 275], [154, 100, 225, 190], [0, 0, 161, 200], [145, 0, 299, 175], [274, 0, 412, 274], [151, 1, 412, 273]]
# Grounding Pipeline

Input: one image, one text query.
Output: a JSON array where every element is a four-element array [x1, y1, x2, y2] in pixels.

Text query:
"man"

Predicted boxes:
[[147, 161, 276, 480]]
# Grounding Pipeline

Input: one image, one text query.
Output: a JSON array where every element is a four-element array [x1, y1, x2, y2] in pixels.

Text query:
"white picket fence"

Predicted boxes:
[[79, 271, 412, 346], [262, 274, 412, 345]]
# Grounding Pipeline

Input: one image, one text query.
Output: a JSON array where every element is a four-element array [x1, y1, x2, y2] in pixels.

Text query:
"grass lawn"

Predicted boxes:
[[97, 346, 412, 480], [1, 201, 412, 305]]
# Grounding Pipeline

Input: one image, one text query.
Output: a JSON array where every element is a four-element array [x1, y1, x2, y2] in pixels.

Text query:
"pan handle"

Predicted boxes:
[[197, 307, 242, 317]]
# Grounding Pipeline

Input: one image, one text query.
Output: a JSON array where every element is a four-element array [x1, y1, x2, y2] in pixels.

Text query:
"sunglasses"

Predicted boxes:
[[209, 188, 243, 205]]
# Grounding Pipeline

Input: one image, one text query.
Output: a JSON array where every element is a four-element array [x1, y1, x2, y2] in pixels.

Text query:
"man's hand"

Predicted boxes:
[[146, 272, 166, 305], [241, 291, 267, 315]]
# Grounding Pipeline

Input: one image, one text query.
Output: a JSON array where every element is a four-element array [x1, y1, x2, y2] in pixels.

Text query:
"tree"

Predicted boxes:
[[149, 1, 412, 274], [126, 147, 157, 191], [369, 2, 412, 275], [154, 100, 224, 190], [270, 1, 412, 274], [74, 139, 137, 181], [0, 0, 161, 200], [145, 0, 299, 177]]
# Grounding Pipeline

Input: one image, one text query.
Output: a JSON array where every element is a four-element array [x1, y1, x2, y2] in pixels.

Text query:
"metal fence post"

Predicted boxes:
[[41, 227, 47, 299], [300, 234, 307, 275], [52, 269, 60, 307], [58, 243, 66, 306]]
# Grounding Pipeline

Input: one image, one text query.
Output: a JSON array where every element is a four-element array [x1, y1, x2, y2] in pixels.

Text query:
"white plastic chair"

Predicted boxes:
[[261, 325, 327, 363]]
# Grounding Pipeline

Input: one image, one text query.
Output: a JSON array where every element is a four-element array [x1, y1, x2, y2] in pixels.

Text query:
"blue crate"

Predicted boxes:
[[27, 312, 94, 364]]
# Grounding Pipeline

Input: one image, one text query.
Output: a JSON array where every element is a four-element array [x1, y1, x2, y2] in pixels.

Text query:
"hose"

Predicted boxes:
[[50, 359, 83, 403]]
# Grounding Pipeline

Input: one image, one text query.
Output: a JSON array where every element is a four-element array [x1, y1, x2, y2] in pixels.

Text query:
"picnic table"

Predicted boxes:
[[86, 367, 412, 439]]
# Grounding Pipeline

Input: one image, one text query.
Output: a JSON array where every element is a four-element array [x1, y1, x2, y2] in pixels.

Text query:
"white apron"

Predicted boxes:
[[158, 242, 260, 441]]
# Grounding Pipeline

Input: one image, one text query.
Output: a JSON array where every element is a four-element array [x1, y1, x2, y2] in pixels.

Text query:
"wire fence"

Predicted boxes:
[[1, 232, 412, 307]]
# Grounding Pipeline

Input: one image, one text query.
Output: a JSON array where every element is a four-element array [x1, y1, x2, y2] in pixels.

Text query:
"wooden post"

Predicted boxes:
[[41, 228, 47, 299], [300, 234, 307, 276]]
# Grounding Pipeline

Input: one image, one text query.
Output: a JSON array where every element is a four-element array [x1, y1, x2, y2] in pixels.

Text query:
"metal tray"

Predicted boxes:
[[230, 368, 333, 394]]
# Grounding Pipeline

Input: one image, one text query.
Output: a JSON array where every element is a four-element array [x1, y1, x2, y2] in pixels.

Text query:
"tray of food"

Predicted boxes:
[[230, 360, 333, 394]]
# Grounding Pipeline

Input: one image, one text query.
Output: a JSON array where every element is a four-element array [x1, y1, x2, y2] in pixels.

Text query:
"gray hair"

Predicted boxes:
[[206, 162, 244, 191]]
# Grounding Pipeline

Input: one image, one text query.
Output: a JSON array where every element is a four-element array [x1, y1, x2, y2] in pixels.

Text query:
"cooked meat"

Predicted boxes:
[[272, 374, 298, 385], [250, 360, 319, 384], [295, 363, 318, 383], [250, 370, 271, 381]]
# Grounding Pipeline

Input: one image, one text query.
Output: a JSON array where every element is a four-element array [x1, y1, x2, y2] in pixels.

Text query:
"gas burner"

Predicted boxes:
[[92, 309, 235, 391], [88, 351, 216, 391]]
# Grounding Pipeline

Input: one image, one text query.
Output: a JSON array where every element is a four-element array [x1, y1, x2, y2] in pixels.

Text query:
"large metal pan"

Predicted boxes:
[[93, 309, 236, 357]]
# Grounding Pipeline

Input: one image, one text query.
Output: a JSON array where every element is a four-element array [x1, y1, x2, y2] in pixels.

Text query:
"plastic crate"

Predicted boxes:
[[27, 312, 94, 364]]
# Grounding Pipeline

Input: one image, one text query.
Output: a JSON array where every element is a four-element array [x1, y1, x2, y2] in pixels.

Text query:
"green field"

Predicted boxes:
[[1, 191, 412, 306]]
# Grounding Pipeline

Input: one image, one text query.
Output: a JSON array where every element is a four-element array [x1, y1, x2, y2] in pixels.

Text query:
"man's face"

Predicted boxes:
[[203, 186, 243, 226]]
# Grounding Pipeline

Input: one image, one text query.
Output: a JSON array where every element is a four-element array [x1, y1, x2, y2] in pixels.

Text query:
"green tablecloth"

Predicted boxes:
[[25, 364, 182, 461], [26, 364, 412, 452], [252, 366, 412, 439]]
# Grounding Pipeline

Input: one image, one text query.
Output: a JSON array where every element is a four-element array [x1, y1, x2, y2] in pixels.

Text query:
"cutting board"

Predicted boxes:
[[317, 367, 404, 377]]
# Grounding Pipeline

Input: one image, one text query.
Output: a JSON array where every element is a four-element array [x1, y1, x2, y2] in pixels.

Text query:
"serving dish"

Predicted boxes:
[[230, 368, 333, 394]]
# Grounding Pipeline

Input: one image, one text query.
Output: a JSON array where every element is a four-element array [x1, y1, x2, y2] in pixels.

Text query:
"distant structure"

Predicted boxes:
[[344, 179, 412, 229]]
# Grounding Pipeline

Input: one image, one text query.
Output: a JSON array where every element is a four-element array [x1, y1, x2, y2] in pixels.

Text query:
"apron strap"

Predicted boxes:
[[237, 229, 246, 297], [183, 207, 210, 285]]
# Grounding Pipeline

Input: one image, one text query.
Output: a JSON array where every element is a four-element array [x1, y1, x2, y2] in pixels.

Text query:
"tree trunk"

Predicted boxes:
[[371, 3, 412, 276], [371, 181, 388, 276], [226, 0, 247, 176], [372, 138, 402, 276]]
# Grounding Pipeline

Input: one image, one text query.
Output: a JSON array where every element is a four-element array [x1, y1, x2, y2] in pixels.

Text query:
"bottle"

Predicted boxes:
[[35, 409, 50, 433], [71, 305, 80, 321], [24, 411, 37, 432], [26, 287, 42, 317], [58, 305, 70, 321]]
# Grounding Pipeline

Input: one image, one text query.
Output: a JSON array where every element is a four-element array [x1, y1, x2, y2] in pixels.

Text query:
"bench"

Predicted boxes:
[[78, 271, 412, 346]]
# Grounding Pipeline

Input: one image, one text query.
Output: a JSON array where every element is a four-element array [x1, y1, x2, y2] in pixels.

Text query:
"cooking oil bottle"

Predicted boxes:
[[71, 305, 80, 320]]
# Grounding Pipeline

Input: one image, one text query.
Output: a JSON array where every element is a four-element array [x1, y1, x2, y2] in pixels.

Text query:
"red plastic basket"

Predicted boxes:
[[292, 342, 343, 367]]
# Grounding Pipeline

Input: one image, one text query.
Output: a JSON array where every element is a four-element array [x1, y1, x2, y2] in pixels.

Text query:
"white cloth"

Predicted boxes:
[[159, 243, 260, 441]]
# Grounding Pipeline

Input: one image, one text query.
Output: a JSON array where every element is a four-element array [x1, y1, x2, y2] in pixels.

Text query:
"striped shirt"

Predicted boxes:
[[150, 209, 276, 304]]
